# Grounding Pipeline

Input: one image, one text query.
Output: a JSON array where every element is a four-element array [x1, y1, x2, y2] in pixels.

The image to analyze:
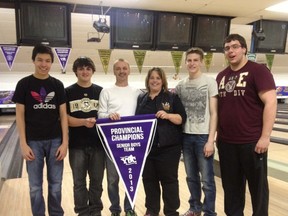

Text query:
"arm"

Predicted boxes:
[[67, 115, 96, 128], [55, 103, 69, 161], [98, 89, 121, 120], [15, 103, 35, 161], [98, 90, 111, 119], [255, 89, 277, 153], [156, 111, 183, 125], [204, 96, 218, 157], [155, 93, 185, 125]]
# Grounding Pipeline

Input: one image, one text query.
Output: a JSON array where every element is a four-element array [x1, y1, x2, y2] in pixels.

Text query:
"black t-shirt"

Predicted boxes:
[[12, 75, 66, 141], [65, 83, 103, 149]]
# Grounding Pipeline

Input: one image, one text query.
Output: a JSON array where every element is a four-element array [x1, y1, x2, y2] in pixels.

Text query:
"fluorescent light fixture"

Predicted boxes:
[[265, 1, 288, 13]]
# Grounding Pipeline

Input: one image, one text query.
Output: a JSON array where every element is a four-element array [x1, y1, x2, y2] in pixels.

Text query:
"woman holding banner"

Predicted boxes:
[[135, 67, 186, 216]]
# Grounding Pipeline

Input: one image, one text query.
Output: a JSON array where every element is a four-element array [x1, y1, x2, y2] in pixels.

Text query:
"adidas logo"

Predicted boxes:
[[31, 87, 56, 110]]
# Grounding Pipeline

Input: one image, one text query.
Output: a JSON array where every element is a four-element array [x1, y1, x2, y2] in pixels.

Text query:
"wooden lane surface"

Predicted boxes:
[[0, 115, 15, 143], [0, 158, 288, 215]]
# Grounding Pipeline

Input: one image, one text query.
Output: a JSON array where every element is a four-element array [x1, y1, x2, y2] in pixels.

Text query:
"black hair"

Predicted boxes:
[[72, 56, 96, 73], [223, 34, 248, 54], [31, 44, 54, 63]]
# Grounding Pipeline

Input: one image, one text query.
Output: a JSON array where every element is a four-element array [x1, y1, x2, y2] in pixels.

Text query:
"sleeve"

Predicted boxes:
[[208, 77, 218, 98], [65, 87, 71, 114], [98, 89, 110, 119], [135, 92, 146, 115], [174, 82, 181, 97], [12, 79, 26, 104], [173, 93, 187, 124], [56, 80, 66, 106], [254, 64, 276, 92]]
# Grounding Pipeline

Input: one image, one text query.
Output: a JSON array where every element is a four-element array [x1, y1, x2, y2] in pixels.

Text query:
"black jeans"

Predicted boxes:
[[142, 144, 181, 216], [69, 147, 105, 216], [217, 140, 269, 216]]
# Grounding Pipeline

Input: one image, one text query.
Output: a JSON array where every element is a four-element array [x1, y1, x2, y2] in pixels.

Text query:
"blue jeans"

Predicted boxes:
[[69, 147, 105, 216], [27, 138, 64, 216], [106, 155, 132, 213], [182, 134, 216, 216]]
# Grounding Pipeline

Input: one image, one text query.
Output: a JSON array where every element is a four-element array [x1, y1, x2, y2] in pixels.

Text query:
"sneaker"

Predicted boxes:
[[180, 210, 201, 216], [111, 213, 121, 216], [125, 210, 137, 216]]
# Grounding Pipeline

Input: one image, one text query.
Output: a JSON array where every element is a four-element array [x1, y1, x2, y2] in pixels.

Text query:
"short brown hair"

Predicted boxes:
[[72, 56, 96, 73], [185, 47, 204, 61], [113, 58, 130, 70]]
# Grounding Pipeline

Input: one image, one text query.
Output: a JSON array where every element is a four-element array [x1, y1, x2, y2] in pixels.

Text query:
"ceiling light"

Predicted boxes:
[[265, 1, 288, 13]]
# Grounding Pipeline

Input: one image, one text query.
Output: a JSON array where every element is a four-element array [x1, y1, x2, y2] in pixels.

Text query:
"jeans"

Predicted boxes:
[[27, 138, 64, 216], [106, 155, 132, 213], [69, 147, 105, 216], [182, 134, 217, 216], [217, 140, 268, 216]]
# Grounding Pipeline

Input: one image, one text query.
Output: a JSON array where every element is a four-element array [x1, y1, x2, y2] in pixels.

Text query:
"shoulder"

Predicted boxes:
[[49, 76, 65, 87], [217, 66, 230, 78], [101, 86, 114, 93], [17, 74, 32, 83], [137, 91, 148, 102], [65, 83, 76, 89], [203, 74, 217, 85], [127, 85, 140, 91], [244, 61, 272, 80], [138, 91, 148, 98], [99, 86, 114, 98], [176, 79, 185, 88], [130, 86, 142, 96], [247, 60, 270, 72], [49, 75, 62, 83], [65, 83, 78, 94], [15, 75, 34, 90], [162, 90, 177, 100], [92, 83, 103, 91]]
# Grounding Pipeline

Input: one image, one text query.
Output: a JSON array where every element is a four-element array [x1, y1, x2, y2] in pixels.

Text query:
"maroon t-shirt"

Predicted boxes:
[[216, 60, 276, 144]]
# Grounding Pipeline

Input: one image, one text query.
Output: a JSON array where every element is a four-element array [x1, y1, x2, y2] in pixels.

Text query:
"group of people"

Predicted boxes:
[[12, 33, 277, 216]]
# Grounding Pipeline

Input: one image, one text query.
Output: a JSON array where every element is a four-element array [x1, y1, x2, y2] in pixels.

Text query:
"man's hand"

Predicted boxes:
[[203, 141, 215, 157], [84, 118, 96, 128], [55, 143, 68, 161], [255, 136, 270, 154], [20, 143, 35, 161], [109, 112, 121, 120]]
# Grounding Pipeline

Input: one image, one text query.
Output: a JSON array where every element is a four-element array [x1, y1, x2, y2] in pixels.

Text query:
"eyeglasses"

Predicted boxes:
[[223, 44, 242, 52]]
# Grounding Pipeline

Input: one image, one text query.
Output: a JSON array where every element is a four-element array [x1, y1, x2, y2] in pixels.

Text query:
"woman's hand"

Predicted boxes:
[[156, 110, 169, 120]]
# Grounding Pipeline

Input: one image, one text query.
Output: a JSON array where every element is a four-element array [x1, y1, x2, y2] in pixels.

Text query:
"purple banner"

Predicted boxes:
[[54, 48, 71, 70], [1, 46, 18, 71], [96, 114, 157, 208]]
